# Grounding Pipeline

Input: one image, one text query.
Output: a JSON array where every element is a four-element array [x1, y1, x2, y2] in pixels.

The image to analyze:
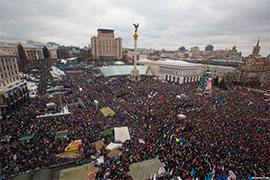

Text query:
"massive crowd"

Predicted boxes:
[[0, 60, 269, 179]]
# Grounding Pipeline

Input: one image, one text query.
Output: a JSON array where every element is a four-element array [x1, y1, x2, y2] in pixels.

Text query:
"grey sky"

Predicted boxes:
[[0, 0, 269, 56]]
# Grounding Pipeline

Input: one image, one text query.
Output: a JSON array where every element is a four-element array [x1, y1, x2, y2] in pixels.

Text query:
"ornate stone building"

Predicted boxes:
[[234, 40, 270, 84], [138, 59, 202, 84]]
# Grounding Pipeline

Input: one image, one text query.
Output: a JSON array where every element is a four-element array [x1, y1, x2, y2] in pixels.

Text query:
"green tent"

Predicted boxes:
[[103, 129, 113, 138], [128, 159, 165, 180], [13, 174, 32, 180], [99, 107, 115, 117], [19, 134, 34, 141], [33, 169, 53, 180]]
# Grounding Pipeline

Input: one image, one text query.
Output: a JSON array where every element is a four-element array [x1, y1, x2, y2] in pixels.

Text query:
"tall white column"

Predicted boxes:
[[134, 38, 137, 68]]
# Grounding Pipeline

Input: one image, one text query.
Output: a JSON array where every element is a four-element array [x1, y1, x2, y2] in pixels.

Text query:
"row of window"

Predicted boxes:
[[0, 74, 19, 87], [160, 66, 199, 76], [0, 58, 16, 66], [98, 39, 117, 55], [0, 63, 17, 73], [0, 48, 18, 55], [26, 50, 43, 60]]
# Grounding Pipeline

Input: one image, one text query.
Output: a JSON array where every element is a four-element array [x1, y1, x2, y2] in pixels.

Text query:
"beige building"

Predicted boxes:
[[22, 44, 44, 60], [48, 48, 58, 59], [26, 40, 58, 59], [91, 29, 122, 60], [235, 40, 270, 84], [0, 43, 19, 56], [0, 51, 28, 113]]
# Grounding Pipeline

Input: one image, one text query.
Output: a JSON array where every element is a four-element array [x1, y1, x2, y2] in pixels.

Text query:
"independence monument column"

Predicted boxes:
[[130, 23, 141, 81]]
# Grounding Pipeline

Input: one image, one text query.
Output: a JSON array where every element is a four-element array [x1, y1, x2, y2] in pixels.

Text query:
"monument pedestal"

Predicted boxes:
[[130, 67, 140, 81]]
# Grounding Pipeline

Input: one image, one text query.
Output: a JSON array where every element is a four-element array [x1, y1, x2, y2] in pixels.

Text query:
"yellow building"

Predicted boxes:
[[48, 48, 58, 59], [91, 29, 122, 60], [0, 43, 19, 56]]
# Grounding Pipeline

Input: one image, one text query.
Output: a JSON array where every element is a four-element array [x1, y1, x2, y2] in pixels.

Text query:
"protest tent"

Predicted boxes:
[[102, 128, 113, 138], [94, 140, 105, 150], [107, 149, 121, 159], [99, 107, 115, 117], [114, 127, 130, 143], [127, 159, 165, 180], [33, 169, 53, 180], [59, 163, 98, 180], [106, 142, 122, 150], [11, 140, 18, 149]]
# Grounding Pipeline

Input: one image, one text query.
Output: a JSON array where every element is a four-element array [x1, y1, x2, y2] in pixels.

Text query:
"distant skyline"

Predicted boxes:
[[0, 0, 269, 56]]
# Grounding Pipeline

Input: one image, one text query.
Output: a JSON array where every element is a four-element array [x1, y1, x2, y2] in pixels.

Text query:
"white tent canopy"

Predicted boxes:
[[106, 142, 122, 150], [114, 127, 131, 143], [177, 114, 186, 119], [128, 159, 165, 180]]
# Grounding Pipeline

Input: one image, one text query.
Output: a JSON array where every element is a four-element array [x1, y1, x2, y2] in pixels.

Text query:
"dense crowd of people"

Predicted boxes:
[[0, 60, 269, 179]]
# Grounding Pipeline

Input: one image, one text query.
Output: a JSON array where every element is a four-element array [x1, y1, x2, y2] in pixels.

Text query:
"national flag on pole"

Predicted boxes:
[[146, 66, 151, 75]]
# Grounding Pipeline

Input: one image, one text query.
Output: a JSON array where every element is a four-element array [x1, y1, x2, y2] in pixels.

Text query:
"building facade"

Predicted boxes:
[[22, 44, 44, 60], [48, 48, 58, 59], [234, 40, 270, 84], [27, 40, 58, 59], [0, 51, 28, 113], [138, 59, 202, 84], [202, 65, 236, 82], [0, 43, 19, 56], [91, 29, 122, 60]]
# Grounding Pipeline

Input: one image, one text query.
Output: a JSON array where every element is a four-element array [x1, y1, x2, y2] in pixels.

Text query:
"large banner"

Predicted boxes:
[[205, 79, 212, 91]]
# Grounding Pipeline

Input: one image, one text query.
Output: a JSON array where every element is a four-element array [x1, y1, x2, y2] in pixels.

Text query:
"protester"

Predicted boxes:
[[0, 60, 269, 179]]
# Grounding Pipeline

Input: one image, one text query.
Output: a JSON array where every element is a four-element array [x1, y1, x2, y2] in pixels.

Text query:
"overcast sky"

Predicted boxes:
[[0, 0, 269, 56]]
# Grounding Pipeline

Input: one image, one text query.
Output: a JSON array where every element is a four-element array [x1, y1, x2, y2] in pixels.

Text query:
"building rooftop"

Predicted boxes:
[[0, 50, 16, 56], [22, 44, 43, 49], [203, 64, 236, 70], [0, 42, 17, 49], [98, 29, 114, 33], [99, 65, 150, 77], [139, 59, 203, 67]]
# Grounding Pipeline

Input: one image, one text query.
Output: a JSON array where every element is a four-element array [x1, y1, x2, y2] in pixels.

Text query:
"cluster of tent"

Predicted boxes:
[[13, 108, 166, 179]]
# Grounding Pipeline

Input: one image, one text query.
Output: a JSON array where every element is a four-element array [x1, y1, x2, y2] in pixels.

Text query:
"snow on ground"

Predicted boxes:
[[59, 57, 77, 64], [50, 66, 65, 79]]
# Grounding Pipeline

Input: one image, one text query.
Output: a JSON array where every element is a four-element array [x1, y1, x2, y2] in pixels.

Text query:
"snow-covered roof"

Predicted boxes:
[[139, 59, 202, 67], [99, 65, 150, 77], [0, 43, 17, 49], [0, 50, 15, 56], [203, 64, 236, 70], [22, 44, 42, 49], [114, 61, 125, 65], [156, 59, 202, 67]]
